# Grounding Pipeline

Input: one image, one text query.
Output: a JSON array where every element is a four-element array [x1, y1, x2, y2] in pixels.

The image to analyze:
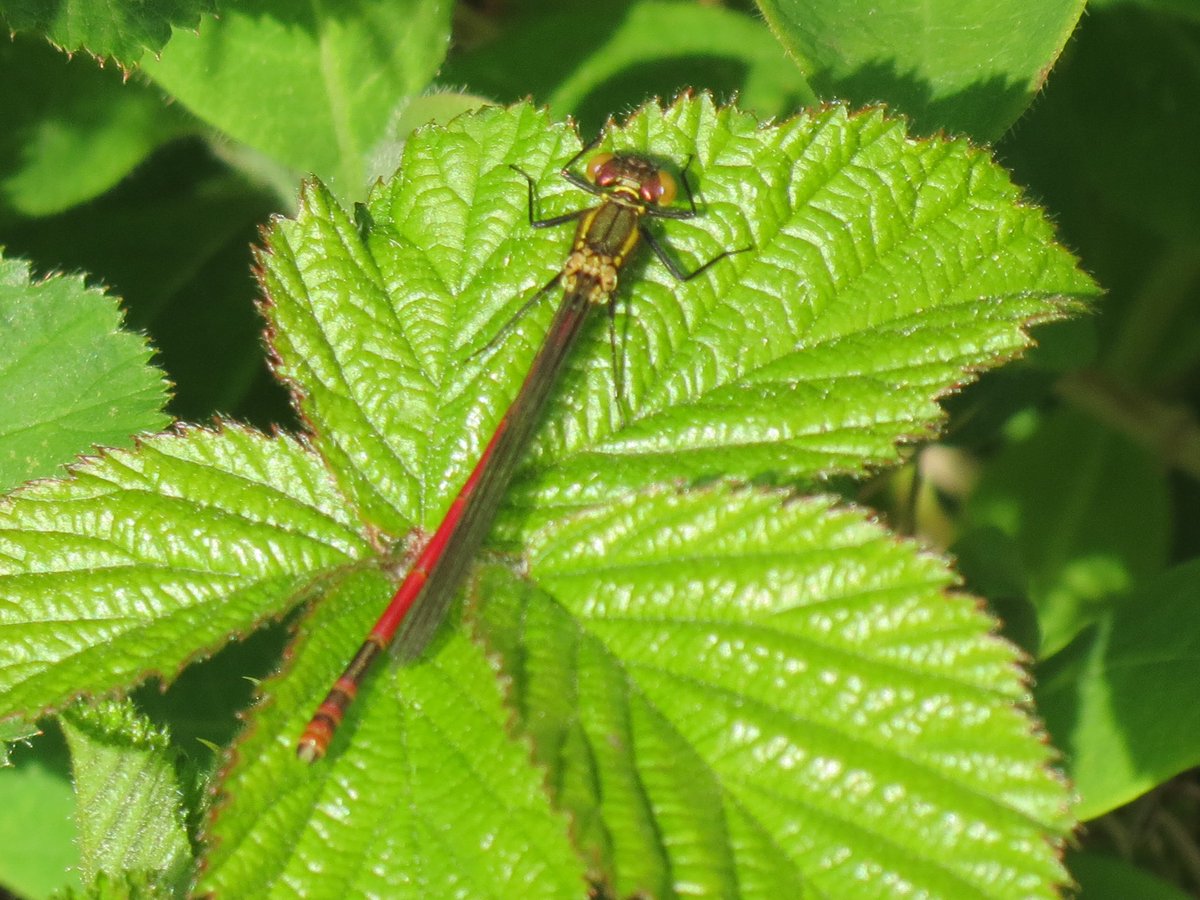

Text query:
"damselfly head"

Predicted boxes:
[[586, 152, 678, 207]]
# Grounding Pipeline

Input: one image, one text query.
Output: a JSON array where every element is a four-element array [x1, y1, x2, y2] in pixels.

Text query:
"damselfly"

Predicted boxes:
[[298, 140, 748, 762]]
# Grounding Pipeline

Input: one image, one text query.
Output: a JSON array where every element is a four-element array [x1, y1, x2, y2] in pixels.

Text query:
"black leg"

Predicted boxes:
[[510, 165, 588, 229], [603, 289, 640, 424], [607, 293, 624, 414], [640, 224, 754, 283], [680, 156, 698, 215], [558, 133, 608, 196], [468, 271, 563, 362]]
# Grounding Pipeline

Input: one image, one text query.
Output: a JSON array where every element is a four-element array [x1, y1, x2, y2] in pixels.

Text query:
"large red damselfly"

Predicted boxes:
[[298, 140, 747, 762]]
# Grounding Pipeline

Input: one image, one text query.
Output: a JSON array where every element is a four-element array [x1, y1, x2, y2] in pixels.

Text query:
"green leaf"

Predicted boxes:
[[1067, 851, 1194, 900], [0, 719, 39, 764], [60, 700, 191, 892], [0, 37, 193, 218], [201, 568, 585, 896], [967, 410, 1170, 655], [478, 487, 1071, 898], [997, 4, 1200, 398], [0, 98, 1094, 895], [756, 0, 1086, 139], [0, 424, 369, 718], [1037, 560, 1200, 821], [443, 0, 814, 133], [0, 0, 213, 64], [210, 98, 1088, 894], [0, 733, 80, 897], [0, 159, 289, 425], [364, 91, 498, 187], [142, 0, 455, 198], [264, 98, 1093, 538], [1001, 3, 1200, 243], [0, 253, 170, 491], [951, 526, 1041, 655]]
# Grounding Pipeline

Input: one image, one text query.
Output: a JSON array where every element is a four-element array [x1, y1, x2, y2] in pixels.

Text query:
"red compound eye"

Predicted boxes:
[[586, 152, 616, 185], [640, 169, 677, 206]]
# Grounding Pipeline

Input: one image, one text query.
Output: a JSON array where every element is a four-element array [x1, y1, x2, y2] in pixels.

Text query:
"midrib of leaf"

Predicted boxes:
[[0, 425, 370, 719], [361, 109, 587, 524], [495, 485, 1071, 897]]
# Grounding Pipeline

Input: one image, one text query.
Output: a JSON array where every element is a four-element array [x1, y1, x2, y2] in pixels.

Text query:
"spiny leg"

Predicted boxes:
[[558, 132, 608, 196], [639, 223, 753, 283], [510, 164, 589, 229]]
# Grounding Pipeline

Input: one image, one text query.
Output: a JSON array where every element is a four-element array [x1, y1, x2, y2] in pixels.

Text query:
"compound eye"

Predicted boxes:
[[642, 169, 677, 206], [586, 152, 615, 185]]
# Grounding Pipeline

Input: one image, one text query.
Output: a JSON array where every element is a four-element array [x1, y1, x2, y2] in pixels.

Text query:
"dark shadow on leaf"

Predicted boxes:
[[812, 58, 1033, 140]]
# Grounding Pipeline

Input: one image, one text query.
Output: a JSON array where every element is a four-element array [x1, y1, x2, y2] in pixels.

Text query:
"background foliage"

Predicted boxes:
[[0, 0, 1195, 897]]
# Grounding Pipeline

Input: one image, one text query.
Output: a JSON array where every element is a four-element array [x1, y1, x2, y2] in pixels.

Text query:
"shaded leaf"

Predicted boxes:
[[142, 0, 454, 198], [0, 253, 170, 491], [1066, 850, 1193, 900], [0, 37, 193, 218], [61, 700, 191, 892], [0, 733, 80, 897], [443, 0, 813, 134], [1037, 561, 1200, 821], [0, 160, 290, 426], [757, 0, 1086, 139], [0, 0, 212, 63], [967, 410, 1169, 655]]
